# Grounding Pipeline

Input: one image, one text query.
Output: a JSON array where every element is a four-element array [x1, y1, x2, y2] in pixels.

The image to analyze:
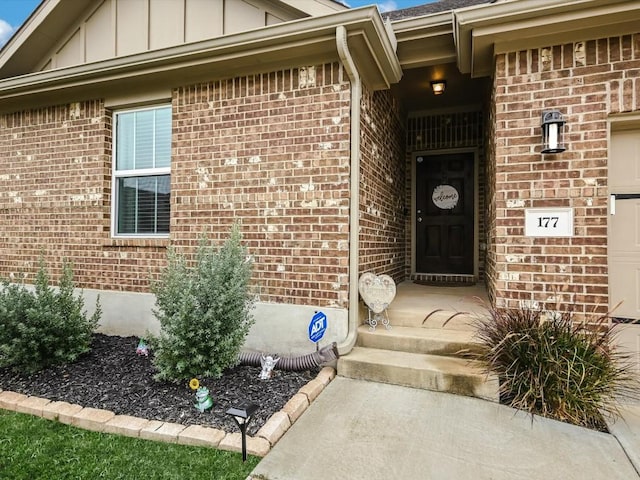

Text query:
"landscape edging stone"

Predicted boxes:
[[0, 366, 336, 457]]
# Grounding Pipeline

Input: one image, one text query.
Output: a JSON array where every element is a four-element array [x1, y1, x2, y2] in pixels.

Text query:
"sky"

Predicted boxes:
[[0, 0, 435, 47]]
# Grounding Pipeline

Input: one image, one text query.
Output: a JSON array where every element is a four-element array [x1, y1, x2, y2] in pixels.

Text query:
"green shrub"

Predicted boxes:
[[474, 307, 638, 430], [151, 224, 254, 381], [0, 259, 101, 373]]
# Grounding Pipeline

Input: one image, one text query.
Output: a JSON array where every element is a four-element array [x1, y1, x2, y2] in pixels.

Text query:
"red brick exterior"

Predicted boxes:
[[0, 102, 168, 290], [359, 87, 406, 282], [485, 89, 499, 306], [8, 31, 639, 320], [171, 64, 351, 307], [488, 34, 640, 316], [0, 63, 352, 308]]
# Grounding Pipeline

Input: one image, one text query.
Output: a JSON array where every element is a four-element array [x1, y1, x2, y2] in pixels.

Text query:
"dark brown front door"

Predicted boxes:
[[416, 153, 474, 274]]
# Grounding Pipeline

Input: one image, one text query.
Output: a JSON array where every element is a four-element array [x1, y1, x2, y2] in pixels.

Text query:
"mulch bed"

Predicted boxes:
[[0, 334, 318, 436]]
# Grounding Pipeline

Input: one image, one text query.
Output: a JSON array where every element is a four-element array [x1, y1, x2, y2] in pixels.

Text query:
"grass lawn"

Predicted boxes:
[[0, 410, 260, 479]]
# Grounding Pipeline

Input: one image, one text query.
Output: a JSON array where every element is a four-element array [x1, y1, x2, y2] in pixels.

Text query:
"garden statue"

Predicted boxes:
[[358, 272, 396, 331], [189, 378, 213, 412], [194, 386, 214, 412], [136, 339, 149, 356], [260, 354, 280, 380]]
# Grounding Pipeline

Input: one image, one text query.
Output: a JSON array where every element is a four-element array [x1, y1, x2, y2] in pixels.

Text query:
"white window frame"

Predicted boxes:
[[111, 104, 171, 238]]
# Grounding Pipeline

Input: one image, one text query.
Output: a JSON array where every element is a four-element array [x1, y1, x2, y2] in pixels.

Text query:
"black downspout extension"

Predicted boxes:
[[237, 342, 339, 371]]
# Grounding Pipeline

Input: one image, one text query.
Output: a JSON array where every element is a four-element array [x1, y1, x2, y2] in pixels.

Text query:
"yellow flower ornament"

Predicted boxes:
[[189, 378, 200, 390]]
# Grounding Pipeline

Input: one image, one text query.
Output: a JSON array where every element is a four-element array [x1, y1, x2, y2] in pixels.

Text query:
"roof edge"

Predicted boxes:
[[0, 6, 402, 111], [454, 0, 640, 77]]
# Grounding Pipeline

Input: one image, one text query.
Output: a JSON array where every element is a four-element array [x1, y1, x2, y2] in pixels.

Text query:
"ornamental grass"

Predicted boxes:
[[473, 307, 639, 431]]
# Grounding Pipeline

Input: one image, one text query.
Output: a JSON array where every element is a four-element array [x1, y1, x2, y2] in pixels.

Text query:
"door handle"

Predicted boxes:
[[612, 193, 640, 200], [610, 194, 615, 215], [611, 193, 640, 215]]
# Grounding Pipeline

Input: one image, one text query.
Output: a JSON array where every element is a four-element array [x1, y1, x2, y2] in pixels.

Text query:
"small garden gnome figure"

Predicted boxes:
[[260, 354, 280, 380]]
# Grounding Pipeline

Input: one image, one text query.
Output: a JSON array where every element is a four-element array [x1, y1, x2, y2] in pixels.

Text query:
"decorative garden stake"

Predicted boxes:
[[136, 339, 149, 356], [259, 354, 280, 380], [190, 378, 213, 412]]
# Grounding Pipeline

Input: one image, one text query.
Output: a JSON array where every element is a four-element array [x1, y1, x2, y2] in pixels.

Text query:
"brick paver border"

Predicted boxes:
[[0, 366, 336, 457]]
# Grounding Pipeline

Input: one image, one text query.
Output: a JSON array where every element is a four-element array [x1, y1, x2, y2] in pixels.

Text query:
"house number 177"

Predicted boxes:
[[537, 216, 559, 228], [525, 208, 573, 237]]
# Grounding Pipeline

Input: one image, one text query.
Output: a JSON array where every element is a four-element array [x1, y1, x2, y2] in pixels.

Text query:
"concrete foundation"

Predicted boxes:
[[80, 287, 347, 355]]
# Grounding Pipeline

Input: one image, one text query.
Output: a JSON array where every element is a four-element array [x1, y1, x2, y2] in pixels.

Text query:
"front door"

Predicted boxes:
[[415, 152, 474, 274], [609, 128, 640, 380]]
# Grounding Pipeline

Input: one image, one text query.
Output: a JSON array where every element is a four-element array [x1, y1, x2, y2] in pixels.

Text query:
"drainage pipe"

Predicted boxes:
[[335, 25, 362, 356], [237, 342, 340, 371]]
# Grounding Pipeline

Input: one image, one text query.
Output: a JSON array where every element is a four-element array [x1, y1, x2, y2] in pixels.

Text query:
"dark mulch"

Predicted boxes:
[[0, 334, 317, 436]]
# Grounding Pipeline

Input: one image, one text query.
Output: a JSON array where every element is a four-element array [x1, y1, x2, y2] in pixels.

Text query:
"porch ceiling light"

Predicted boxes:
[[430, 80, 446, 95], [226, 402, 259, 462], [541, 110, 566, 154]]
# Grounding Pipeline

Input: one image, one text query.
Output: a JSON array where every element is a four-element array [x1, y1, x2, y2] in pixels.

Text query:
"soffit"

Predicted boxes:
[[391, 13, 458, 68], [455, 0, 640, 77], [275, 0, 348, 16], [0, 7, 402, 112], [0, 0, 88, 78]]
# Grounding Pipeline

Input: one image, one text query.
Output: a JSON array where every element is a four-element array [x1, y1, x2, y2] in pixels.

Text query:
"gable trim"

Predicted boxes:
[[0, 7, 401, 112]]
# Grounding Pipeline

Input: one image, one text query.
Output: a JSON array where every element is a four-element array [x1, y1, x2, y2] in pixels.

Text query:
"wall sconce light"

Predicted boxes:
[[430, 80, 446, 95], [226, 402, 259, 462], [541, 110, 566, 154]]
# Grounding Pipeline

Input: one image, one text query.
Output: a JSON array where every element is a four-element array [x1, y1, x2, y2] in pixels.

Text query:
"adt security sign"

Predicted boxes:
[[308, 311, 327, 343]]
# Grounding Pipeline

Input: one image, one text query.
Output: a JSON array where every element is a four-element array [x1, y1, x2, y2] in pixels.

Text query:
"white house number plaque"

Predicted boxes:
[[525, 208, 574, 237]]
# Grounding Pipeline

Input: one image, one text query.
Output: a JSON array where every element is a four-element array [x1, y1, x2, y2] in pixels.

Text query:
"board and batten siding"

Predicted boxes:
[[38, 0, 299, 72]]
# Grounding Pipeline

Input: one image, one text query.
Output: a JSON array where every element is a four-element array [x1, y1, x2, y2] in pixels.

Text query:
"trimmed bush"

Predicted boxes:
[[474, 308, 639, 430], [151, 224, 254, 381], [0, 259, 101, 373]]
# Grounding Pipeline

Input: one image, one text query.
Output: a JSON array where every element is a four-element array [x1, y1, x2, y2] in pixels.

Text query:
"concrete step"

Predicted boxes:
[[356, 325, 484, 357], [338, 347, 499, 401]]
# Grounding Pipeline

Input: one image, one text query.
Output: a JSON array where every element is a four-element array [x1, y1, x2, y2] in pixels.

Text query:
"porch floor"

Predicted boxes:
[[386, 280, 490, 329]]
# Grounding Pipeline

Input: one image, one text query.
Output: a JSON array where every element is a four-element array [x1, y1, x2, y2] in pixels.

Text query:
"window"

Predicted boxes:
[[113, 105, 171, 236]]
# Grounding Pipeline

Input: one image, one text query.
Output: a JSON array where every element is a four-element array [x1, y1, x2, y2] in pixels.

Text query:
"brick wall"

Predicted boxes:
[[171, 63, 352, 308], [485, 89, 498, 306], [0, 101, 169, 291], [489, 34, 640, 316], [0, 63, 352, 308], [358, 87, 406, 282]]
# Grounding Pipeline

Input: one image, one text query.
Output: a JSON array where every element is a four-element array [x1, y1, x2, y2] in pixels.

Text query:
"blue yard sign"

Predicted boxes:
[[308, 311, 327, 343]]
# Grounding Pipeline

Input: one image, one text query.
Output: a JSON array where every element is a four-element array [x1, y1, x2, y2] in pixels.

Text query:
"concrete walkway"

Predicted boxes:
[[608, 403, 640, 474], [250, 377, 640, 480]]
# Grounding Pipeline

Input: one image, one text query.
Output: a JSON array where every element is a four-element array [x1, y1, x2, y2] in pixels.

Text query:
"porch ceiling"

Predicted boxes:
[[389, 10, 489, 114], [392, 63, 490, 114]]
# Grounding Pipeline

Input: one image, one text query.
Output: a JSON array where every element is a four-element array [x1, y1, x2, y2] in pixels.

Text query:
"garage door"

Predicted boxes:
[[609, 128, 640, 380]]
